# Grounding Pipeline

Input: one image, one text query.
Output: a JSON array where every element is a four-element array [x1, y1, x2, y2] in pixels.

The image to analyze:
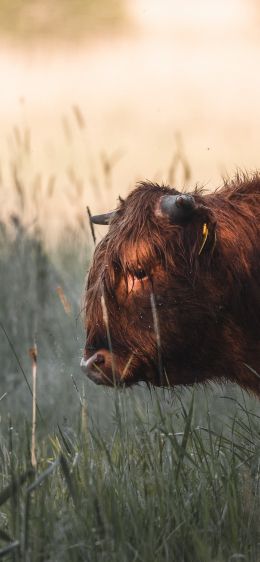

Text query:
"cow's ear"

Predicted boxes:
[[182, 204, 217, 264], [158, 193, 216, 257]]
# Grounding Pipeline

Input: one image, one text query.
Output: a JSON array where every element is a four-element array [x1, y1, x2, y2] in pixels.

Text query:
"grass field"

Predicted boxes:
[[0, 384, 259, 560]]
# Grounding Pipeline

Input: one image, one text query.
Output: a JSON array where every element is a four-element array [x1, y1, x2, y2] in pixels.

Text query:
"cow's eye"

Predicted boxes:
[[134, 268, 148, 280]]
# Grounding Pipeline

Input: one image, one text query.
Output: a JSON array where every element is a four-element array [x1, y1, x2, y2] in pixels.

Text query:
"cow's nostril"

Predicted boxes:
[[80, 352, 105, 373], [95, 353, 105, 365]]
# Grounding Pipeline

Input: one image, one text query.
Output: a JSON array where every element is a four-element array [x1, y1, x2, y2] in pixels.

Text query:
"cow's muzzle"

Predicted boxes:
[[80, 349, 120, 386]]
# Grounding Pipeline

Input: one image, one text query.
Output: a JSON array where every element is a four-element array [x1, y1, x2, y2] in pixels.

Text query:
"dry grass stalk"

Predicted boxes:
[[150, 292, 164, 385], [86, 206, 96, 245], [56, 286, 72, 316], [168, 132, 191, 186], [72, 104, 86, 130], [100, 149, 123, 191], [29, 343, 38, 470], [101, 292, 116, 383]]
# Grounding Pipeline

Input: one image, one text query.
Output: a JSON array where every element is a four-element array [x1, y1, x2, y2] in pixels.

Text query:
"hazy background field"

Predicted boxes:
[[0, 2, 259, 560], [1, 0, 260, 238]]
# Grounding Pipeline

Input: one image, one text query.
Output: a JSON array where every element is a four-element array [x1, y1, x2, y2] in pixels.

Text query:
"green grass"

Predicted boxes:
[[0, 390, 259, 561]]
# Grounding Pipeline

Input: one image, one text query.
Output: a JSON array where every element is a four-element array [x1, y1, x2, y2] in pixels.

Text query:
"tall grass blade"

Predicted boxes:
[[60, 454, 78, 508], [0, 320, 42, 421], [29, 343, 37, 469], [0, 469, 34, 507], [175, 392, 194, 480], [0, 541, 20, 558]]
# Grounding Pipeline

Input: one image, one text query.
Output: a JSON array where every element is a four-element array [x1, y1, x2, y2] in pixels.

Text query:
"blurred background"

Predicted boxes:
[[0, 0, 260, 239], [0, 0, 260, 426]]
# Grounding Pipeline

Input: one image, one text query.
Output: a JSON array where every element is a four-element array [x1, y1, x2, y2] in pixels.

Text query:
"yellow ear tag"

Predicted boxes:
[[198, 223, 209, 255]]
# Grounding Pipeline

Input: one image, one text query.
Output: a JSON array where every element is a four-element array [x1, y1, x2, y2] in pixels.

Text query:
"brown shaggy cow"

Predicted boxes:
[[81, 174, 260, 397]]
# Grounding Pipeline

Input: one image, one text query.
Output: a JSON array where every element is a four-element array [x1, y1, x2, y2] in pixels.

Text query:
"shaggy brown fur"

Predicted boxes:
[[82, 173, 260, 397]]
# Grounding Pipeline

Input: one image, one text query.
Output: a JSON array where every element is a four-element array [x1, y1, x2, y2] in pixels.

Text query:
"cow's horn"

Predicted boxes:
[[160, 194, 195, 224], [91, 211, 116, 225]]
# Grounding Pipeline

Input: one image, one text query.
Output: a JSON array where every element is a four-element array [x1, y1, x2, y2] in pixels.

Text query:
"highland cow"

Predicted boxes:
[[81, 174, 260, 397]]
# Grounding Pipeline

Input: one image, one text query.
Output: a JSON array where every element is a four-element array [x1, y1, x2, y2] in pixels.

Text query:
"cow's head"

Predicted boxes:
[[81, 182, 218, 387]]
